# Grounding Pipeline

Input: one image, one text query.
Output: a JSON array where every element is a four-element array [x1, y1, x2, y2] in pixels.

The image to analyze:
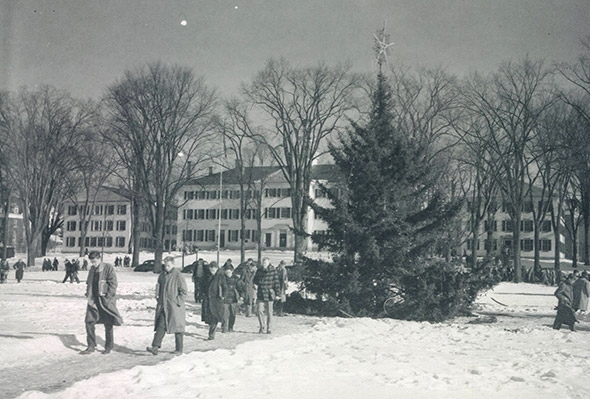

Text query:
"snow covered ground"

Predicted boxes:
[[1, 253, 590, 399]]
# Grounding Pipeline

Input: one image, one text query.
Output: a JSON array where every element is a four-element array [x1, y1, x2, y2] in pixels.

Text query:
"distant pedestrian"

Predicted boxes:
[[146, 257, 187, 355], [573, 271, 590, 312], [0, 259, 10, 283], [254, 257, 281, 334], [14, 259, 26, 283], [80, 251, 123, 355], [52, 258, 59, 271], [274, 260, 289, 316], [553, 274, 577, 331]]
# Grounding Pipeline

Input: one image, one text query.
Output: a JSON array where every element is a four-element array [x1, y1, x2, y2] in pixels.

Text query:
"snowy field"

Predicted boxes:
[[1, 253, 590, 399]]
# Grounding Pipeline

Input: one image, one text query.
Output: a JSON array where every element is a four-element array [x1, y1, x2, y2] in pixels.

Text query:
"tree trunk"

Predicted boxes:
[[2, 196, 9, 262], [131, 195, 142, 268], [512, 210, 523, 283]]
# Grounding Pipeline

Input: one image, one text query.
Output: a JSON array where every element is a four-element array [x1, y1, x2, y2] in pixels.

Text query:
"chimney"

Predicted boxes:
[[209, 166, 213, 176]]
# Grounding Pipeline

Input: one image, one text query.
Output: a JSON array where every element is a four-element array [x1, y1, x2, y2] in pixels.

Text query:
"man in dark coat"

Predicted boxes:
[[203, 262, 224, 340], [254, 257, 281, 334], [274, 260, 289, 316], [146, 256, 187, 355], [221, 264, 240, 333], [14, 259, 26, 283], [192, 258, 205, 303], [80, 251, 123, 354], [553, 274, 577, 331]]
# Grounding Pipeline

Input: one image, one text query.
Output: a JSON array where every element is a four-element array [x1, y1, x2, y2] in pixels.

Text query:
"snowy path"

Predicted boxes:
[[2, 271, 590, 398]]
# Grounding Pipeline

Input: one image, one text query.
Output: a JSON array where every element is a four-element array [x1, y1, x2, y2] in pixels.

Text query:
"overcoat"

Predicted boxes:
[[204, 269, 225, 324], [573, 277, 590, 311], [154, 267, 187, 333], [85, 263, 123, 326], [554, 281, 577, 327]]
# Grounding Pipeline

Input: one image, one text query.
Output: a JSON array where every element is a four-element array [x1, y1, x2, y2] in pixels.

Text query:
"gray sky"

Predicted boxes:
[[1, 0, 589, 99]]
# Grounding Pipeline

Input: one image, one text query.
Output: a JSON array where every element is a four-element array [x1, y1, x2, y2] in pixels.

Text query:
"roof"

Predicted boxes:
[[187, 164, 342, 187], [65, 186, 131, 204]]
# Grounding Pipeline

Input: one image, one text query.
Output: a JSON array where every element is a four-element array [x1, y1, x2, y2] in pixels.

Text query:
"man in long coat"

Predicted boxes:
[[553, 274, 577, 331], [81, 251, 123, 354], [203, 262, 224, 340], [254, 257, 281, 334], [146, 256, 187, 355], [573, 271, 590, 312]]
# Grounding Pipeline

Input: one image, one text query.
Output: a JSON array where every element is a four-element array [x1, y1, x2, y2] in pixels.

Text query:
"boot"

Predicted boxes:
[[79, 347, 95, 355], [174, 333, 183, 354], [146, 346, 159, 355]]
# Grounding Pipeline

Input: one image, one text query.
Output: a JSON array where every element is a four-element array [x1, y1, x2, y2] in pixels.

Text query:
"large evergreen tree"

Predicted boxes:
[[304, 71, 463, 316]]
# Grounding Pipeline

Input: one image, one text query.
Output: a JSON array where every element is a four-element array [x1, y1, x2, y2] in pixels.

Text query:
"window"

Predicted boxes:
[[520, 239, 533, 252], [105, 220, 113, 231], [198, 191, 208, 200], [66, 221, 77, 231], [116, 220, 126, 231], [280, 207, 291, 219], [209, 190, 217, 200], [265, 188, 278, 198], [228, 230, 239, 242], [196, 230, 204, 241], [484, 220, 497, 232], [66, 237, 76, 247], [92, 220, 102, 231], [520, 220, 533, 232], [266, 207, 277, 219], [282, 188, 291, 197], [207, 209, 217, 219], [117, 205, 127, 215], [186, 209, 194, 220], [116, 237, 126, 247], [106, 237, 113, 247], [315, 189, 326, 198], [541, 239, 552, 252], [541, 221, 552, 232], [106, 205, 114, 215], [184, 191, 195, 200], [206, 230, 216, 242], [522, 201, 534, 213], [97, 237, 104, 247], [94, 205, 103, 215], [90, 237, 97, 247], [467, 240, 480, 250], [68, 206, 77, 216], [502, 220, 513, 232], [230, 209, 239, 219], [221, 209, 228, 219], [172, 225, 177, 235]]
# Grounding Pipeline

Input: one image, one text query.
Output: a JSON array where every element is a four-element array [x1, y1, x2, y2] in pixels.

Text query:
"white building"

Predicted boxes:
[[176, 165, 340, 252]]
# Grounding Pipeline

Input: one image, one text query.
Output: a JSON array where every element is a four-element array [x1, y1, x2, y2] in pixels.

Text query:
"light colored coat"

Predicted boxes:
[[85, 263, 123, 325], [155, 267, 187, 333], [573, 277, 590, 311]]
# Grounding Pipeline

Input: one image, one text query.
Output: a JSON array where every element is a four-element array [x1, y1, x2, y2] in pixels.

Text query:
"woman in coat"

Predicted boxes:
[[553, 274, 577, 331], [146, 257, 187, 355]]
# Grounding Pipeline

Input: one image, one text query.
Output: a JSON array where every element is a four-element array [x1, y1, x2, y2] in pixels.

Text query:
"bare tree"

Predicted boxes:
[[243, 58, 359, 261], [0, 86, 94, 266], [557, 38, 590, 265], [104, 62, 217, 272], [461, 58, 555, 282]]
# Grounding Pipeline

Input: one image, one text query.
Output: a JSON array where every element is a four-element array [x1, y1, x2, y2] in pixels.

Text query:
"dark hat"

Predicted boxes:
[[224, 263, 234, 271]]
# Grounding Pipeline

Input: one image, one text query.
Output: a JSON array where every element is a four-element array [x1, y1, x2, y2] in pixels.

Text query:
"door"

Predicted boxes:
[[265, 233, 272, 248], [279, 233, 287, 248], [220, 230, 225, 248]]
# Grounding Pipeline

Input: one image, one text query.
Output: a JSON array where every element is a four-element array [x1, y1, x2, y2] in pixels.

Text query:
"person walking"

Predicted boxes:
[[221, 264, 240, 333], [553, 274, 577, 331], [0, 259, 10, 283], [14, 259, 26, 283], [202, 262, 224, 340], [253, 257, 281, 334], [62, 259, 72, 283], [573, 271, 590, 313], [240, 259, 257, 317], [274, 260, 289, 316], [146, 257, 187, 355], [192, 258, 205, 303], [80, 251, 123, 354]]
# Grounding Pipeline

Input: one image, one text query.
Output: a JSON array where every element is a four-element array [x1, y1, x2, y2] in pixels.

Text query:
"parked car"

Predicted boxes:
[[133, 260, 155, 272]]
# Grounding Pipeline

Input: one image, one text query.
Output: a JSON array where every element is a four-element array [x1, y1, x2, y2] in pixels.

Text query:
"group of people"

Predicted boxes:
[[553, 269, 590, 331], [42, 257, 60, 271], [0, 258, 26, 283], [113, 256, 131, 267], [80, 253, 290, 356]]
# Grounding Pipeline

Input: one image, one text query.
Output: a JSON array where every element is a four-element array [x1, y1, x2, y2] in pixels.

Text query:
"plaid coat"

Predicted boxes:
[[254, 266, 280, 302]]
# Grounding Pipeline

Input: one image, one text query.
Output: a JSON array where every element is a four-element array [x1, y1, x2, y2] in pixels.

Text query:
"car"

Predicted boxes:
[[133, 260, 156, 272]]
